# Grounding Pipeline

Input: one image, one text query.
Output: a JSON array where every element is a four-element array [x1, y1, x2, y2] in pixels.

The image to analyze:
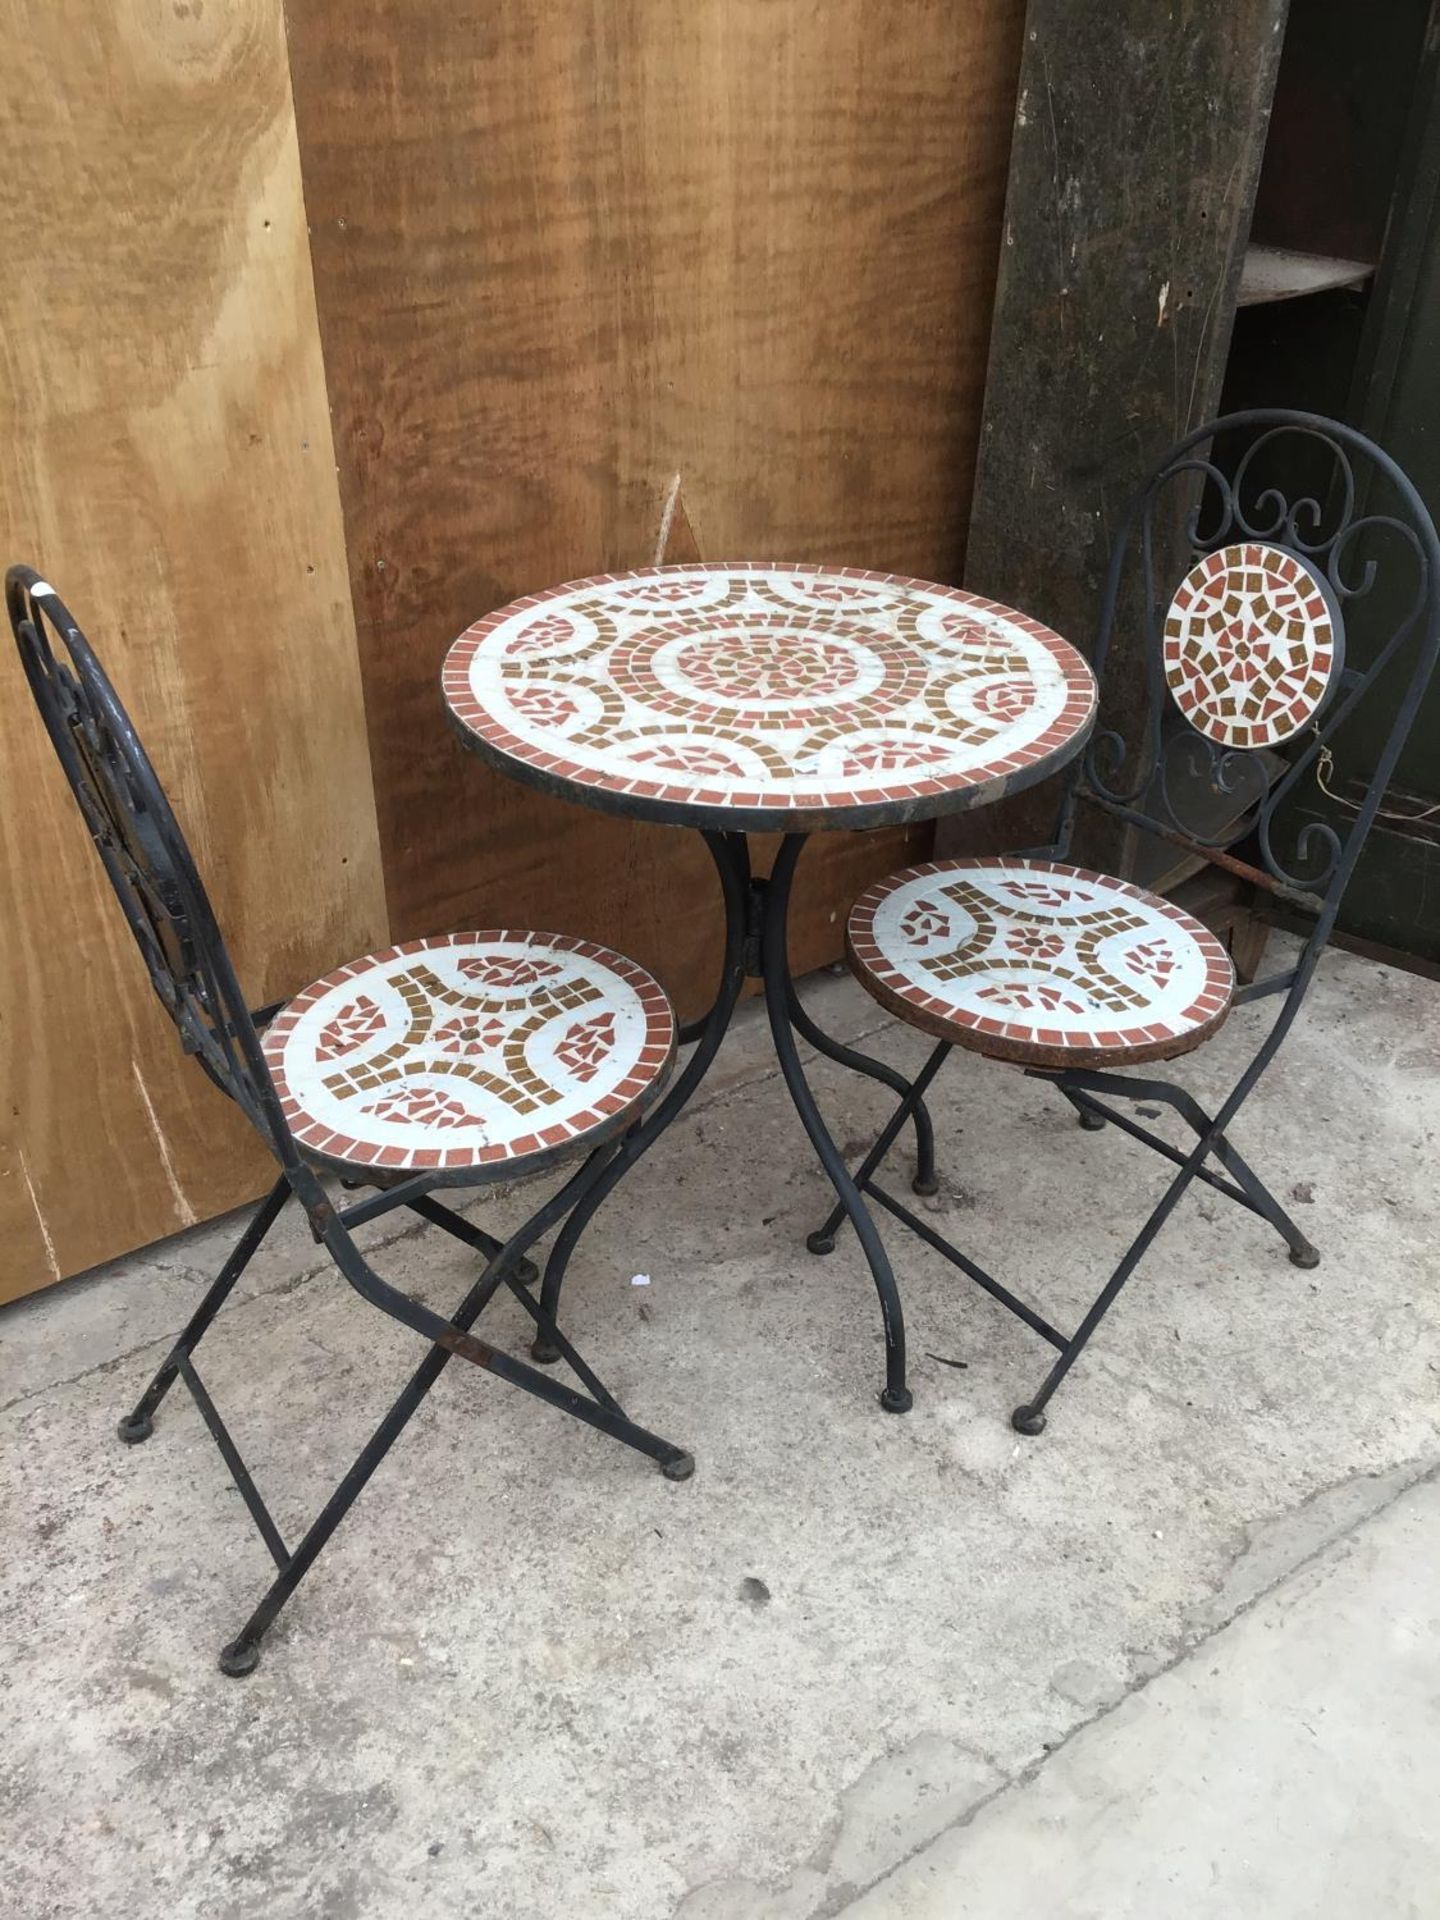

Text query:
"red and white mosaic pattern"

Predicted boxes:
[[262, 932, 675, 1175], [1164, 542, 1340, 749], [443, 565, 1096, 822], [847, 859, 1234, 1066]]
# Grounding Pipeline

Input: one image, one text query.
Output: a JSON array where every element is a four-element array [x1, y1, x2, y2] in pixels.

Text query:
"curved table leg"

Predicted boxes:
[[785, 979, 940, 1196], [531, 830, 751, 1362], [762, 835, 911, 1413]]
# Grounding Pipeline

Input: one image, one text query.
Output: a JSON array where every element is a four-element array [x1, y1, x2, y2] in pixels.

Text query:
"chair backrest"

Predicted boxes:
[[1072, 409, 1440, 949], [7, 566, 299, 1168]]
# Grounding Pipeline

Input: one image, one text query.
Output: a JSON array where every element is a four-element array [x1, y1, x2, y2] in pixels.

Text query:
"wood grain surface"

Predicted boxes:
[[946, 0, 1288, 866], [286, 0, 1026, 1013], [0, 0, 387, 1299]]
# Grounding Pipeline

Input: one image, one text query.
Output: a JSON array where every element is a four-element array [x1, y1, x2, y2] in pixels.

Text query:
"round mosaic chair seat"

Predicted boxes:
[[846, 859, 1235, 1069], [260, 931, 676, 1178]]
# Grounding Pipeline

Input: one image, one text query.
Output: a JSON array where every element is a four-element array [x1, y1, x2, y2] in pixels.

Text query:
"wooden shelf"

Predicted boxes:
[[1237, 245, 1376, 306]]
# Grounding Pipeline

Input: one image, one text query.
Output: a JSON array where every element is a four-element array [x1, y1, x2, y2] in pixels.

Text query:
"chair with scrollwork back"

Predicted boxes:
[[810, 410, 1440, 1433], [7, 566, 692, 1676]]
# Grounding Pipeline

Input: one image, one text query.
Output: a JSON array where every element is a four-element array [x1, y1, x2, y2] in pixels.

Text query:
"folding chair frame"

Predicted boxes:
[[8, 569, 691, 1676], [806, 410, 1440, 1432]]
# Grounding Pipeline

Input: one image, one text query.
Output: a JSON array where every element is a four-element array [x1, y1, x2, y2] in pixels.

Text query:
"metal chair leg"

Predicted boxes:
[[785, 981, 942, 1195], [409, 1193, 625, 1416], [216, 1153, 692, 1677], [1061, 1087, 1107, 1131], [1048, 1068, 1321, 1268], [117, 1175, 293, 1444], [807, 1041, 951, 1254], [1132, 1077, 1320, 1267], [1010, 1138, 1217, 1435], [1202, 1131, 1320, 1269], [1008, 1063, 1323, 1431], [829, 925, 1342, 1433]]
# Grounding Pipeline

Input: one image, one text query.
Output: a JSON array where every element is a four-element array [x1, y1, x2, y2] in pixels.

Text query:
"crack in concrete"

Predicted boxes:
[[1179, 1453, 1440, 1640], [802, 1451, 1440, 1919], [674, 1449, 1440, 1920], [0, 1256, 331, 1418]]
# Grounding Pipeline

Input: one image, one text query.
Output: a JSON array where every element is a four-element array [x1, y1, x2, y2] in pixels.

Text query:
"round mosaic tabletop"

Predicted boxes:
[[442, 564, 1097, 830]]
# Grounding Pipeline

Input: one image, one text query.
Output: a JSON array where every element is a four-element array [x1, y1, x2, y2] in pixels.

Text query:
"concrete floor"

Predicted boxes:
[[1, 938, 1437, 1919]]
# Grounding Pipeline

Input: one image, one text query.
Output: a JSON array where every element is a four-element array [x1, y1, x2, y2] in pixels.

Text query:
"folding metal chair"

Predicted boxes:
[[808, 410, 1440, 1432], [8, 566, 693, 1675]]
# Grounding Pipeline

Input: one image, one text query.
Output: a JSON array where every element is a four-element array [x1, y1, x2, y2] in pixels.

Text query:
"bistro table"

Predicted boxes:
[[442, 563, 1096, 1411]]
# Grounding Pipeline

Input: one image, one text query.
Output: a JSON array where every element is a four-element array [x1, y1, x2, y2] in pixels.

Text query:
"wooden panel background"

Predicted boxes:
[[0, 0, 387, 1301], [285, 0, 1027, 1015], [0, 0, 1026, 1301]]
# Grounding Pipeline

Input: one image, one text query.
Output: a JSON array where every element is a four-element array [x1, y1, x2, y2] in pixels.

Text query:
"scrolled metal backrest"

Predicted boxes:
[[1079, 409, 1440, 924], [7, 566, 298, 1165]]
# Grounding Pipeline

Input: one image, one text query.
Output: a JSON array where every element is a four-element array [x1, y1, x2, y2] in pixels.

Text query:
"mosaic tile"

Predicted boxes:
[[847, 859, 1235, 1066], [443, 565, 1096, 821], [1163, 542, 1341, 749], [262, 932, 675, 1175]]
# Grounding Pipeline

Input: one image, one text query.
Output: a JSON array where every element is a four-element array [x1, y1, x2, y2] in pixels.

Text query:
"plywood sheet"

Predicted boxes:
[[0, 0, 387, 1300], [286, 0, 1025, 1014]]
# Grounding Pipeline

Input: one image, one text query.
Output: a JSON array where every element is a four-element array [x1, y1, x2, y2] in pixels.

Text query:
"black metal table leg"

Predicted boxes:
[[760, 835, 912, 1412], [530, 831, 751, 1360], [784, 980, 940, 1196], [529, 828, 915, 1413]]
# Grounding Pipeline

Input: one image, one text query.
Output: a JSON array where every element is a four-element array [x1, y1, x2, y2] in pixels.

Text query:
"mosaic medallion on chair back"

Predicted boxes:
[[848, 860, 1233, 1058], [1163, 542, 1342, 750], [444, 564, 1095, 817], [261, 933, 674, 1173]]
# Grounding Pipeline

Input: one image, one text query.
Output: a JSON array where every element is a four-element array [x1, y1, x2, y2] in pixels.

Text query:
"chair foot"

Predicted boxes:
[[911, 1173, 941, 1197], [117, 1412, 154, 1445], [529, 1332, 563, 1364], [1011, 1404, 1047, 1436], [806, 1230, 836, 1256], [1289, 1241, 1321, 1270], [218, 1638, 261, 1678], [1077, 1110, 1106, 1132], [879, 1385, 914, 1414], [661, 1450, 696, 1482]]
